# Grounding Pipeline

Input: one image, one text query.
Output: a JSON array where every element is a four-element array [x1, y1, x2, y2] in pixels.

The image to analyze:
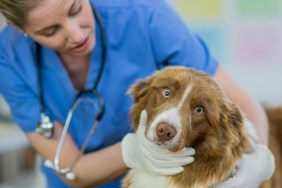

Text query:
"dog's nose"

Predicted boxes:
[[156, 122, 176, 141]]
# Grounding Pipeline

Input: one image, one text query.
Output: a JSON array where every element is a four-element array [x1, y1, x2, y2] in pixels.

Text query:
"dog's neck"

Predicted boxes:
[[170, 137, 248, 188]]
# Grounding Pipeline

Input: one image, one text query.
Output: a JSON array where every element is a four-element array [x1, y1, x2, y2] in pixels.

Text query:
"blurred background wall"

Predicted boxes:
[[169, 0, 282, 106], [0, 0, 282, 187]]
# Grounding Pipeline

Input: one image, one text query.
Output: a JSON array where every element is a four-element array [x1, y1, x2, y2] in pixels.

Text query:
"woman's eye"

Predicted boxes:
[[70, 6, 81, 16], [194, 106, 204, 113], [42, 28, 57, 37], [69, 3, 82, 16], [162, 88, 170, 97]]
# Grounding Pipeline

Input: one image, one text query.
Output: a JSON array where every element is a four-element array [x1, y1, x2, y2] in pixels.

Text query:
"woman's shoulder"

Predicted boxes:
[[91, 0, 163, 10], [0, 25, 22, 47], [0, 25, 34, 60], [0, 25, 38, 94]]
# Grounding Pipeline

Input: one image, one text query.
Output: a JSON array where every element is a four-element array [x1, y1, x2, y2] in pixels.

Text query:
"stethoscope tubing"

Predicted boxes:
[[54, 90, 105, 172], [37, 4, 107, 180]]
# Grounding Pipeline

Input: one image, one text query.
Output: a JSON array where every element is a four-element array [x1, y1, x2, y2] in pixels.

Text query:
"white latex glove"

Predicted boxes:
[[218, 144, 275, 188], [121, 110, 195, 175]]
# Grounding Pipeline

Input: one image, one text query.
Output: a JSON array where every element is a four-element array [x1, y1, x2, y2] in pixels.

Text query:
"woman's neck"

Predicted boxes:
[[58, 53, 91, 91]]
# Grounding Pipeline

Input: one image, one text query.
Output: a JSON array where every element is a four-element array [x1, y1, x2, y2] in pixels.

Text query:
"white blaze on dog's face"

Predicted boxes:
[[128, 67, 244, 153], [145, 83, 193, 150]]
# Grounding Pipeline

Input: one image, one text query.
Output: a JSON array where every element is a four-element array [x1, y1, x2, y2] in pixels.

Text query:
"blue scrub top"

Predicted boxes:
[[0, 0, 219, 187]]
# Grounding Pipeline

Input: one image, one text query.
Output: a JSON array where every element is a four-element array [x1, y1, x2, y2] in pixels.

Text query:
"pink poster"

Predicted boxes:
[[234, 24, 282, 65]]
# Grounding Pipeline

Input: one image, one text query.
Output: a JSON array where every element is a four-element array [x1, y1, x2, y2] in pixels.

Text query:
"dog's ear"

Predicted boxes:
[[223, 101, 244, 132], [218, 101, 251, 154], [205, 99, 243, 136], [219, 101, 243, 143], [127, 79, 150, 103], [127, 79, 152, 130], [202, 100, 244, 156]]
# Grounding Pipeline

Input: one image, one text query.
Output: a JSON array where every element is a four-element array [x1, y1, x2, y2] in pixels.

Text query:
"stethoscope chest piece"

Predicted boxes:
[[36, 113, 54, 139]]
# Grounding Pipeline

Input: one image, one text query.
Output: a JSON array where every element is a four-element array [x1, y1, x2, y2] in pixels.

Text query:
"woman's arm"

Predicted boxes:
[[27, 121, 128, 188], [213, 65, 269, 145], [27, 119, 195, 187]]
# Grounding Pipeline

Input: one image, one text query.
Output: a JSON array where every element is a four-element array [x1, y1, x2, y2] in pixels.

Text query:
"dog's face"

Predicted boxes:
[[129, 67, 248, 156]]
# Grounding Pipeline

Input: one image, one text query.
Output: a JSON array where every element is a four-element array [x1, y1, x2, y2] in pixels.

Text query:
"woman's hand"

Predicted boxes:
[[218, 144, 275, 188], [121, 110, 195, 175]]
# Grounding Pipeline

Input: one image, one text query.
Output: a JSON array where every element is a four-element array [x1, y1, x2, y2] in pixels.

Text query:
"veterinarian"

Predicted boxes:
[[0, 0, 274, 187]]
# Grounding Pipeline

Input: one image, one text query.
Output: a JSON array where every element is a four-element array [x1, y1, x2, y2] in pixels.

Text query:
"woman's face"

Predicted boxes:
[[23, 0, 95, 56]]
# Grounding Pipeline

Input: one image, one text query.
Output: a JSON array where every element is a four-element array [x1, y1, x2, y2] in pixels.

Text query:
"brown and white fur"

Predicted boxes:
[[122, 66, 256, 188]]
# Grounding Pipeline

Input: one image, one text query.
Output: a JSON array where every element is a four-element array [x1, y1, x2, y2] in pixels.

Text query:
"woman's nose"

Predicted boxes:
[[65, 20, 85, 43]]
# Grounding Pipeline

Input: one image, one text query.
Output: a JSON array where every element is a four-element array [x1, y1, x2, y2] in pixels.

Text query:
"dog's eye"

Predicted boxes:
[[162, 88, 170, 97], [194, 106, 204, 113]]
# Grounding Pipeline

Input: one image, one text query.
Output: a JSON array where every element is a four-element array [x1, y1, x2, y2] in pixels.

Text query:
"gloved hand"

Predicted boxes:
[[218, 144, 275, 188], [121, 110, 195, 175]]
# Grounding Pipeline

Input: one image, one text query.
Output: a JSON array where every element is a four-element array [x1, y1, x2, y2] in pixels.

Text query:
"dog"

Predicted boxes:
[[122, 66, 258, 188]]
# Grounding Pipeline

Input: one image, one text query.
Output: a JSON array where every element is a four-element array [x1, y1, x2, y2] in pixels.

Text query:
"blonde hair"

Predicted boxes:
[[0, 0, 37, 28]]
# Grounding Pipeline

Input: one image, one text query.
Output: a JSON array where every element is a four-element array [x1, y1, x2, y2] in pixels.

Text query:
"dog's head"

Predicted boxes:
[[128, 66, 251, 157]]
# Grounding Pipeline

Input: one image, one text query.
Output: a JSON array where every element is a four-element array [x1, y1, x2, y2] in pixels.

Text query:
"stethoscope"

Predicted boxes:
[[35, 5, 107, 180]]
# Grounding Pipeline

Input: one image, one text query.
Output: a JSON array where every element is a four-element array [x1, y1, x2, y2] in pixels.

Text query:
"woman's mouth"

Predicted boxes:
[[72, 35, 90, 52]]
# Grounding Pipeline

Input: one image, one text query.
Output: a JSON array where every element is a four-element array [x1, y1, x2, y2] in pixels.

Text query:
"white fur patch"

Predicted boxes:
[[178, 82, 193, 108], [146, 82, 193, 148], [146, 108, 183, 148], [126, 168, 173, 188]]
